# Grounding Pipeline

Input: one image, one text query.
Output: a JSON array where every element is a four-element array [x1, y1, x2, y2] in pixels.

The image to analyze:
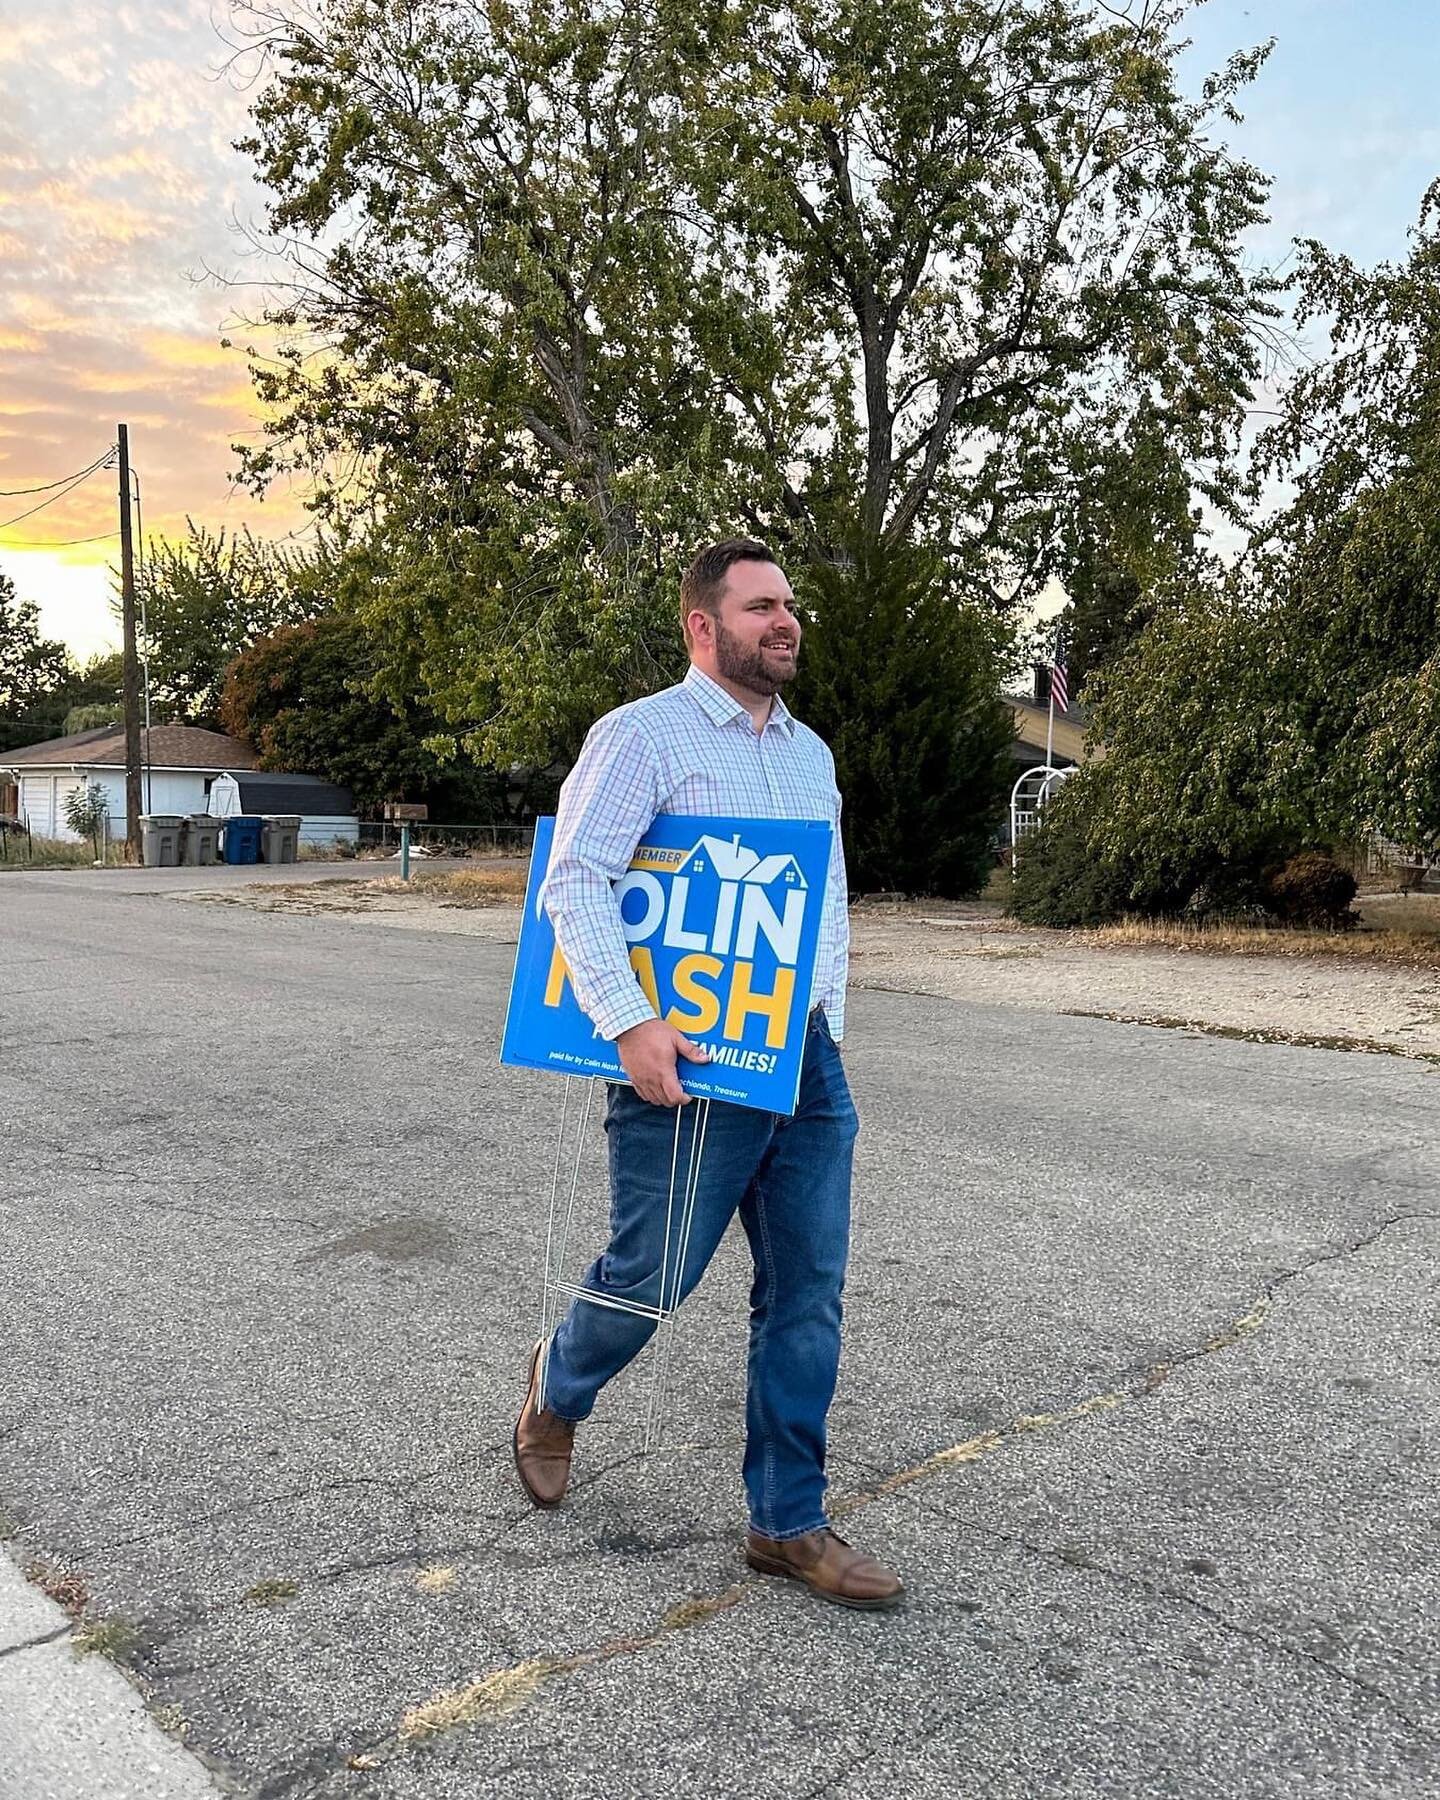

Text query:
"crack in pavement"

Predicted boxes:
[[789, 1483, 1440, 1800], [1062, 1010, 1440, 1067], [287, 1208, 1439, 1779], [20, 1209, 1435, 1795], [926, 1486, 1434, 1731], [0, 1624, 70, 1661], [0, 1030, 139, 1053], [23, 1147, 329, 1232], [69, 1456, 478, 1560]]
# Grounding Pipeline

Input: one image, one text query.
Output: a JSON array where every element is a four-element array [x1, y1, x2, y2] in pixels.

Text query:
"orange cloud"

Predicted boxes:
[[75, 146, 208, 205], [0, 17, 67, 67], [139, 330, 241, 371], [69, 368, 172, 395], [0, 4, 323, 648], [34, 180, 163, 247]]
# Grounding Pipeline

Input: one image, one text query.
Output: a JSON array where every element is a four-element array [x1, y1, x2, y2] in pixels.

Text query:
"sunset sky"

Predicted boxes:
[[2, 0, 1438, 661]]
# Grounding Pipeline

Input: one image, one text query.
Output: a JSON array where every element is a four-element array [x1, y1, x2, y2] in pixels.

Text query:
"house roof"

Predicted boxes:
[[1, 724, 259, 771], [236, 772, 355, 816], [1007, 697, 1092, 766]]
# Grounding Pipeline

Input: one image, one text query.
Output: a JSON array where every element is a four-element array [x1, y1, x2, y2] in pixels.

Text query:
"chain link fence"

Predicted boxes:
[[341, 821, 537, 862]]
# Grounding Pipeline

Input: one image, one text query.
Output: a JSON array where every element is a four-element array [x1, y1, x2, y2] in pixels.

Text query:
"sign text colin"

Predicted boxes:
[[501, 814, 833, 1113]]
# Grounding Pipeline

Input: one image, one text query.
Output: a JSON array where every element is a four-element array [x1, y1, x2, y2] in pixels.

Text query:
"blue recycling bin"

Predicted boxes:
[[222, 815, 263, 865]]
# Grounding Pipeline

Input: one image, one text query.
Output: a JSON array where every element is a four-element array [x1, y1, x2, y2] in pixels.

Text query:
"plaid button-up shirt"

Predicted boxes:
[[541, 665, 849, 1043]]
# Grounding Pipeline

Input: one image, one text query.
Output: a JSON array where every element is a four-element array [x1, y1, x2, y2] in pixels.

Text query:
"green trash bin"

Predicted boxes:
[[140, 814, 184, 868], [181, 814, 222, 866], [261, 814, 301, 864]]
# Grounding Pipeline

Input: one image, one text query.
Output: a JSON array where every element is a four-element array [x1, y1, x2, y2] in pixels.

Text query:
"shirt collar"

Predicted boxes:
[[683, 664, 797, 738]]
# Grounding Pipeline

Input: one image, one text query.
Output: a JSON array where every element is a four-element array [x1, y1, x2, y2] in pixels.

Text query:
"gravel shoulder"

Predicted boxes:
[[180, 881, 1440, 1060]]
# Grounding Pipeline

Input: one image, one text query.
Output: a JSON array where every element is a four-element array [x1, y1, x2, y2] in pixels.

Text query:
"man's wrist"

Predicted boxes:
[[594, 992, 660, 1042]]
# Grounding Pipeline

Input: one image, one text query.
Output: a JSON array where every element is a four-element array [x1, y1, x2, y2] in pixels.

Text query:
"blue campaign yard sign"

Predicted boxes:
[[500, 813, 833, 1115]]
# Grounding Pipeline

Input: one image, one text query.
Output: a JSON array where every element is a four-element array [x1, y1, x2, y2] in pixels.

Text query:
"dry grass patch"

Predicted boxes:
[[404, 868, 528, 905], [1080, 917, 1440, 969], [186, 868, 528, 917], [0, 834, 121, 871], [27, 1559, 89, 1616], [71, 1617, 139, 1660], [1358, 893, 1440, 935], [400, 1657, 562, 1739], [343, 870, 526, 907], [244, 1577, 299, 1605]]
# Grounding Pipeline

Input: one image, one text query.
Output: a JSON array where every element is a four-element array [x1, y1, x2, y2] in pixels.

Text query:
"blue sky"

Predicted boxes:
[[1181, 0, 1440, 273], [1, 0, 1437, 657]]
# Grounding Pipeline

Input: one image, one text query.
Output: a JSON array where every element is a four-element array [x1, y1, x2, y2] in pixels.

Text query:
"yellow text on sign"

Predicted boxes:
[[544, 947, 795, 1049]]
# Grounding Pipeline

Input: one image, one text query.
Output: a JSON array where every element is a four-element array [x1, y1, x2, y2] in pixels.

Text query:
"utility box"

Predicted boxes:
[[140, 815, 185, 868], [223, 815, 263, 865], [181, 814, 221, 866], [261, 814, 301, 864]]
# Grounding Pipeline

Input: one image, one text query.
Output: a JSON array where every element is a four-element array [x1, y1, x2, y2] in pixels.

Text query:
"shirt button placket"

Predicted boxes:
[[757, 722, 782, 814]]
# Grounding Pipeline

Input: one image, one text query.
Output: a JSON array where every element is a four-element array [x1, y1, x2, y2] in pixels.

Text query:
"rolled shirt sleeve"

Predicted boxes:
[[540, 711, 662, 1042]]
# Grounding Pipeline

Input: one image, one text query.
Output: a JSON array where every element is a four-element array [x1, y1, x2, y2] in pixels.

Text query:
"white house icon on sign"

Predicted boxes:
[[680, 833, 808, 890]]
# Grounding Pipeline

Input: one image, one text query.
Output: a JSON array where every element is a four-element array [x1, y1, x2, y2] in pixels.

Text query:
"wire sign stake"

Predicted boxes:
[[536, 1082, 713, 1452]]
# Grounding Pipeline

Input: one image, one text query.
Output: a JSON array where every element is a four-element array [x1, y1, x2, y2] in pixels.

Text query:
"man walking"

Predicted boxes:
[[514, 538, 902, 1610]]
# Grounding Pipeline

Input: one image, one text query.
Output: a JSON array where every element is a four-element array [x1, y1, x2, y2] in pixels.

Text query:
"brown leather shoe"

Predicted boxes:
[[745, 1527, 904, 1610], [513, 1340, 576, 1509]]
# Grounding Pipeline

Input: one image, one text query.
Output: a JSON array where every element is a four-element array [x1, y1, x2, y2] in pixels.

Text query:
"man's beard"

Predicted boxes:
[[714, 618, 798, 695]]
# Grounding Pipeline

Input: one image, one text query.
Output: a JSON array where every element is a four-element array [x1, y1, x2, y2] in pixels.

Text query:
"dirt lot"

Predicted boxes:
[[186, 875, 1440, 1064]]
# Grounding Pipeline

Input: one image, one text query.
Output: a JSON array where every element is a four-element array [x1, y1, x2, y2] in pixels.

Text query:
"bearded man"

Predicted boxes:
[[513, 537, 902, 1610]]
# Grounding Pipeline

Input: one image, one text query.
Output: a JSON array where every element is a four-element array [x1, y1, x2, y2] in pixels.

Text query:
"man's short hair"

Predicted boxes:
[[679, 538, 777, 647]]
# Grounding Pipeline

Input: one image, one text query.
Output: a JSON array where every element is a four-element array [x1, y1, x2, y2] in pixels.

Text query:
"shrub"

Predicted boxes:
[[1264, 851, 1358, 930], [1008, 801, 1135, 927], [792, 535, 1017, 898], [1179, 857, 1281, 924], [61, 782, 110, 862]]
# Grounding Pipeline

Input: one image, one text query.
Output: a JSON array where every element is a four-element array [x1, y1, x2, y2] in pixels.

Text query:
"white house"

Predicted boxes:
[[0, 724, 359, 847]]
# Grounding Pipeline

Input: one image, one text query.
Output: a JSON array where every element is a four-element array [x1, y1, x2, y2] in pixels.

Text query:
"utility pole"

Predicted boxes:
[[117, 423, 143, 860]]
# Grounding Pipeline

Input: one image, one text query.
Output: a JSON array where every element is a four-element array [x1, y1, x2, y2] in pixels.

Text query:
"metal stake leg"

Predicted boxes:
[[535, 1081, 571, 1412], [536, 1077, 599, 1412], [644, 1098, 710, 1450], [538, 1080, 711, 1455]]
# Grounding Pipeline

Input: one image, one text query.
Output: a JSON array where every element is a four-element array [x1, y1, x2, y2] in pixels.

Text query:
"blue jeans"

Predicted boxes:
[[544, 1011, 858, 1539]]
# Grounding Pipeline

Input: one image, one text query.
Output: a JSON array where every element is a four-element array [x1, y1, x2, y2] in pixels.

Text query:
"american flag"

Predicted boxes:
[[1050, 657, 1069, 712]]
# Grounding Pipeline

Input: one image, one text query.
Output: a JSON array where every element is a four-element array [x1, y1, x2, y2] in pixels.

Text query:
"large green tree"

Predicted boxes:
[[218, 611, 517, 816], [791, 537, 1017, 895], [1053, 407, 1201, 691], [0, 574, 70, 752], [134, 521, 330, 727], [229, 0, 1280, 768], [220, 614, 440, 809], [1247, 180, 1440, 855], [1025, 181, 1440, 919]]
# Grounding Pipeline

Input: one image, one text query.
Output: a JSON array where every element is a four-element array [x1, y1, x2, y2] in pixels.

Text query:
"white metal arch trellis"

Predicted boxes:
[[1009, 763, 1074, 862]]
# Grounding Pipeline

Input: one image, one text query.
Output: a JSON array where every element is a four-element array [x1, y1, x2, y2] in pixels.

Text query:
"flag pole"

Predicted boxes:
[[1045, 678, 1055, 770]]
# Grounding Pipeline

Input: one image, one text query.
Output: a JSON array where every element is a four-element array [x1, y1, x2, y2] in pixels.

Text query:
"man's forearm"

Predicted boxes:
[[544, 860, 657, 1041], [539, 712, 662, 1042]]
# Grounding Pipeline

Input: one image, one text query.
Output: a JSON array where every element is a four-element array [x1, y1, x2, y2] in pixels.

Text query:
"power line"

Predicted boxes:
[[0, 449, 113, 497], [0, 456, 113, 532], [1, 529, 119, 548]]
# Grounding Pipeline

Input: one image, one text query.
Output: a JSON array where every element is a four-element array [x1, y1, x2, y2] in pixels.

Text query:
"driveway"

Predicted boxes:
[[2, 874, 1437, 1797]]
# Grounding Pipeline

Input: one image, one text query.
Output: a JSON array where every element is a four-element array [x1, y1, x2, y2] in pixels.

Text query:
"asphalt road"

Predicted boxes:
[[2, 868, 1438, 1799]]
